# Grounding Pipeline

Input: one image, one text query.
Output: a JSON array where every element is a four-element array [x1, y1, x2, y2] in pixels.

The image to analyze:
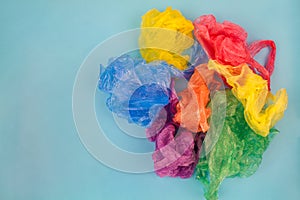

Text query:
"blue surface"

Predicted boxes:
[[1, 0, 299, 200]]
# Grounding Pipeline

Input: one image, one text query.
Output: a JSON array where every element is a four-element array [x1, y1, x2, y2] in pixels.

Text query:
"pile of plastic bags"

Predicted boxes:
[[98, 7, 288, 200]]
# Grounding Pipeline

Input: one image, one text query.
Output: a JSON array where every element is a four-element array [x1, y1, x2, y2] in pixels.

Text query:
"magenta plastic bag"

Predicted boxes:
[[153, 124, 196, 178], [146, 80, 205, 178]]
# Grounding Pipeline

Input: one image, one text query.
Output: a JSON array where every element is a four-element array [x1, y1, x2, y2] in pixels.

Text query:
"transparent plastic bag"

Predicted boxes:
[[98, 54, 183, 127]]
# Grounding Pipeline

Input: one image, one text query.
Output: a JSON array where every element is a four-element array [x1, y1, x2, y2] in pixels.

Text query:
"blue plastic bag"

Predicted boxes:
[[98, 54, 183, 127]]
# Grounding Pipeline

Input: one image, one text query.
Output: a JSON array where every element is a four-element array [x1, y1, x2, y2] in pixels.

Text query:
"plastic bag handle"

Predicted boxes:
[[247, 40, 276, 89], [248, 40, 276, 75]]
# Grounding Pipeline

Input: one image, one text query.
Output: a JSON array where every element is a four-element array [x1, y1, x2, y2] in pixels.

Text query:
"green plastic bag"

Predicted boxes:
[[196, 90, 278, 200]]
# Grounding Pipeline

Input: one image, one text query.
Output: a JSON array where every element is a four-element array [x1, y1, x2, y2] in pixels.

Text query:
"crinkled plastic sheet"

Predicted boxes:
[[208, 60, 288, 137], [196, 90, 278, 200], [193, 14, 276, 89], [98, 55, 183, 127], [146, 81, 205, 178], [152, 124, 197, 178], [173, 65, 211, 133], [139, 7, 194, 70]]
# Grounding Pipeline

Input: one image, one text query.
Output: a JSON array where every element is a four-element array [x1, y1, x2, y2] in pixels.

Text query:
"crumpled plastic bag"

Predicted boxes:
[[139, 7, 194, 70], [98, 54, 183, 127], [208, 60, 288, 137], [196, 90, 278, 200], [152, 124, 197, 178], [146, 81, 205, 178], [173, 65, 211, 133], [193, 14, 276, 89]]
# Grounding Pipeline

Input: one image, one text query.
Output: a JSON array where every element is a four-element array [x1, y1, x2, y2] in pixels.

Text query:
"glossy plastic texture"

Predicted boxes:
[[98, 55, 182, 126], [139, 7, 194, 70], [193, 15, 276, 89], [196, 90, 278, 200], [208, 60, 288, 137]]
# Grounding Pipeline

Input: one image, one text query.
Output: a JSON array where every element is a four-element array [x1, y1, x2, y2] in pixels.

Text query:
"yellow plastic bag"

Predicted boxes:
[[139, 7, 194, 70], [208, 60, 288, 137]]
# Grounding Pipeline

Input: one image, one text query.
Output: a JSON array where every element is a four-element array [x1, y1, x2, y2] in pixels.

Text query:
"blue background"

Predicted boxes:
[[1, 0, 299, 199]]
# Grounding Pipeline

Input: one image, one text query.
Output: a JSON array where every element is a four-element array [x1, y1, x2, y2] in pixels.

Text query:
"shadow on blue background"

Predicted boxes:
[[0, 0, 299, 199]]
